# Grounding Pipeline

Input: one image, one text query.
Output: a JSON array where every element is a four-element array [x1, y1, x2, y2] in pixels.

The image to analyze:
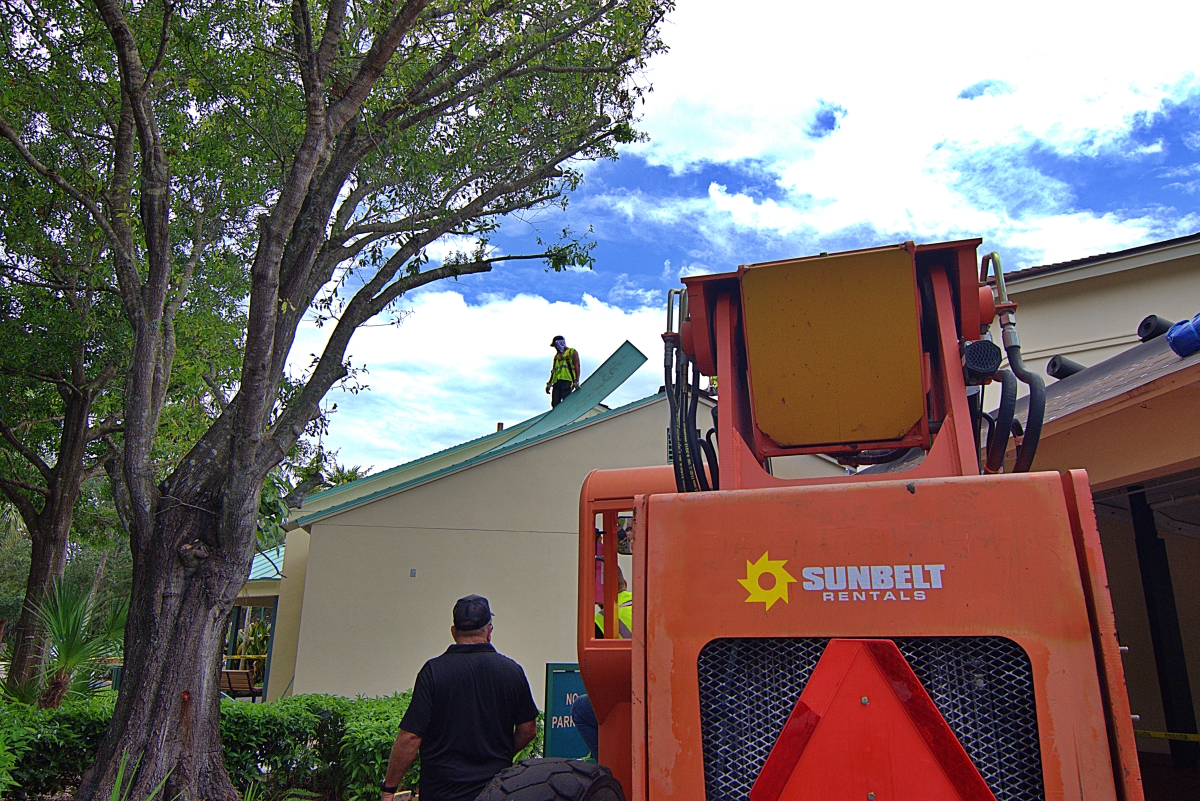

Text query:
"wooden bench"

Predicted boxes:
[[220, 669, 262, 702]]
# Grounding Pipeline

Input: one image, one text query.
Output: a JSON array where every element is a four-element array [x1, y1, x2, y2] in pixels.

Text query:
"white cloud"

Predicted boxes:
[[290, 291, 667, 468], [640, 1, 1199, 167], [616, 0, 1200, 263], [608, 273, 662, 305], [301, 1, 1200, 465]]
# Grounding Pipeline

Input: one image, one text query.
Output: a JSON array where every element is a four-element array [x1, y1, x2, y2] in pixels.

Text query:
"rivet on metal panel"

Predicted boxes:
[[868, 793, 876, 800], [861, 696, 869, 705], [1119, 645, 1130, 653]]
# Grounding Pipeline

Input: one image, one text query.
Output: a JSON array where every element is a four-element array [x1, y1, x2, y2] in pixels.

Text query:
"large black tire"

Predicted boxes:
[[475, 758, 626, 801]]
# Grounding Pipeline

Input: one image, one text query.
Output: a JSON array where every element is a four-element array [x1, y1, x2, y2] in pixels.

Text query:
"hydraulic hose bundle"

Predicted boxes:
[[665, 291, 717, 492], [979, 253, 1045, 473]]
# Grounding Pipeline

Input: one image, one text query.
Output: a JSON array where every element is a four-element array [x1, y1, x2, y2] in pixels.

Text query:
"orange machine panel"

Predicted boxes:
[[634, 472, 1127, 801]]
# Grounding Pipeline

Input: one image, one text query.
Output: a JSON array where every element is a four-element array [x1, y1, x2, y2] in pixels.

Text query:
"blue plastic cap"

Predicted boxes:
[[1165, 313, 1200, 358]]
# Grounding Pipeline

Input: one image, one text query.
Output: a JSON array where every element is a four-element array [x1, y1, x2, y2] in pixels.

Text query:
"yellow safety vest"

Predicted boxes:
[[595, 590, 634, 638], [550, 348, 578, 384]]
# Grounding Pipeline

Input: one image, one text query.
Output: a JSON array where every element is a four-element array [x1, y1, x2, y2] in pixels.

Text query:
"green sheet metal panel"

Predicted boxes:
[[503, 340, 648, 448]]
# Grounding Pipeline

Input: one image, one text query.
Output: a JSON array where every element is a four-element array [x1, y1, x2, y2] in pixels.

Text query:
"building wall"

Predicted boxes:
[[1005, 251, 1200, 380], [265, 528, 311, 702], [292, 398, 673, 706]]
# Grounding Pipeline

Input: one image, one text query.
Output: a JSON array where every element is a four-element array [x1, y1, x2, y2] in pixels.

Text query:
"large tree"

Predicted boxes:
[[1, 0, 667, 798], [0, 191, 124, 690], [0, 0, 254, 692]]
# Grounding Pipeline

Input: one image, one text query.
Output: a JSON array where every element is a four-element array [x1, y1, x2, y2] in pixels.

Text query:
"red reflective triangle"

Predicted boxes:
[[749, 639, 997, 801]]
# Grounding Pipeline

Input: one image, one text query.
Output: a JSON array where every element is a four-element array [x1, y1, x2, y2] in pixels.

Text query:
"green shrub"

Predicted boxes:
[[3, 692, 115, 798], [337, 693, 416, 801], [0, 713, 32, 794], [220, 694, 351, 795], [4, 692, 544, 800]]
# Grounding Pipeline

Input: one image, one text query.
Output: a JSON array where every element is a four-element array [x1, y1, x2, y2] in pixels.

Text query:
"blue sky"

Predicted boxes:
[[295, 0, 1200, 471]]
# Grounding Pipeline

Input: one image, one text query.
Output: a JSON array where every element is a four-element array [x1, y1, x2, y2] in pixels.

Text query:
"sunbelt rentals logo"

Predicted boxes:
[[740, 553, 946, 608], [802, 563, 945, 602], [739, 552, 796, 610]]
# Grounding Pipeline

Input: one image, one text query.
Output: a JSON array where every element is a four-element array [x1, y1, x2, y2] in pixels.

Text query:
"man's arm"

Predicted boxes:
[[380, 728, 422, 799], [571, 351, 581, 385], [514, 719, 537, 755]]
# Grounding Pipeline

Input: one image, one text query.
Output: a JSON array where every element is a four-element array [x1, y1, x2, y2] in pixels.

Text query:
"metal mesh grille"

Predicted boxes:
[[696, 637, 1045, 801]]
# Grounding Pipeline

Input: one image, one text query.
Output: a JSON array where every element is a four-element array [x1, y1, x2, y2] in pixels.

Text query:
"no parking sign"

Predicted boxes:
[[543, 662, 589, 758]]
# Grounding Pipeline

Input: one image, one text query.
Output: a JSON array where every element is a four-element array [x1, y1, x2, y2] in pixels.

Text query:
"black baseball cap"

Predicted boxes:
[[453, 594, 493, 631], [550, 335, 565, 346]]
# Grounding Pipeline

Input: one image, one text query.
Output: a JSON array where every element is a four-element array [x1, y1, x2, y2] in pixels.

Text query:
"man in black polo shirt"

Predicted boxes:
[[380, 595, 539, 801]]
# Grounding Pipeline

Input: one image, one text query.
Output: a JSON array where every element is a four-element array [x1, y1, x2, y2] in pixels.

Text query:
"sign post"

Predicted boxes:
[[543, 662, 589, 758]]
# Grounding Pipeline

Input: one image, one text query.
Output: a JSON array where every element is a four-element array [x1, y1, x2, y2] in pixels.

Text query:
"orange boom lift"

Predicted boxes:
[[498, 240, 1145, 801]]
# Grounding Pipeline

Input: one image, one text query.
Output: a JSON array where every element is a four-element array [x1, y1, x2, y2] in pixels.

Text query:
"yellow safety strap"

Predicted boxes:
[[1134, 729, 1200, 742]]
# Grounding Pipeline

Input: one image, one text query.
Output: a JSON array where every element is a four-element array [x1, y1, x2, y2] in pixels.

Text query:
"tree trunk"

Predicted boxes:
[[74, 497, 257, 801], [39, 669, 71, 709], [6, 519, 70, 690]]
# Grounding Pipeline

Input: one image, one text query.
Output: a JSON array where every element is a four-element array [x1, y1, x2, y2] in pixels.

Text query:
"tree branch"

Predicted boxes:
[[315, 0, 348, 84], [258, 259, 493, 472], [0, 476, 44, 531], [0, 474, 51, 500], [326, 0, 430, 132], [0, 416, 54, 480], [143, 0, 173, 91], [0, 115, 126, 259], [201, 368, 229, 413], [164, 201, 207, 324]]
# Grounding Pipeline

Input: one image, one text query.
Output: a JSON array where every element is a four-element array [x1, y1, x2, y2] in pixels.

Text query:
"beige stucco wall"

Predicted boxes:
[[292, 398, 676, 706], [265, 528, 311, 702], [1003, 250, 1200, 381]]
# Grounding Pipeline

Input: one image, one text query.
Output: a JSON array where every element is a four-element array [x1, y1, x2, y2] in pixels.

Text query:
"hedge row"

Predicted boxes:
[[1, 692, 543, 800]]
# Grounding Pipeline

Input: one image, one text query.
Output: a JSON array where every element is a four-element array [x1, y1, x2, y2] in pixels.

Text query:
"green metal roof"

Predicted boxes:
[[295, 388, 663, 528], [294, 413, 545, 518], [292, 340, 648, 526], [247, 546, 285, 581]]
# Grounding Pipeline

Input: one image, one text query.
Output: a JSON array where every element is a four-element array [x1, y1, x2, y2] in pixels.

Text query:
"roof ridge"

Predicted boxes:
[[997, 231, 1200, 284]]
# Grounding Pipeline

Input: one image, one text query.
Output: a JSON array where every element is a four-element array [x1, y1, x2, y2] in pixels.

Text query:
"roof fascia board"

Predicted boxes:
[[1008, 238, 1200, 294], [501, 340, 648, 449], [295, 392, 668, 527]]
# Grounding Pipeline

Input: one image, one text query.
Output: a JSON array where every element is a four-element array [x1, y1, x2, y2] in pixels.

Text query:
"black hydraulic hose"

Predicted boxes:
[[986, 369, 1017, 473], [675, 351, 696, 492], [980, 411, 995, 460], [687, 359, 710, 491], [967, 387, 983, 471], [664, 340, 686, 493], [1006, 345, 1045, 473], [702, 429, 720, 490]]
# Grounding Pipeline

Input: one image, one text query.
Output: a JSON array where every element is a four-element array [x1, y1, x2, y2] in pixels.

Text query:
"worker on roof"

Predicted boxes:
[[545, 335, 581, 408]]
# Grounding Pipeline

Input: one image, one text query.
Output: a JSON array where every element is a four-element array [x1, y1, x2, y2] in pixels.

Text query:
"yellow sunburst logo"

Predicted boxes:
[[739, 552, 797, 610]]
